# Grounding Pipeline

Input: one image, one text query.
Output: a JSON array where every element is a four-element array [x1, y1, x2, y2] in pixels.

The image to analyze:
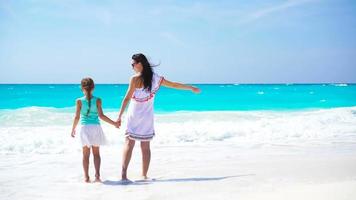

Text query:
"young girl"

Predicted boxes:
[[71, 77, 117, 183], [116, 53, 201, 180]]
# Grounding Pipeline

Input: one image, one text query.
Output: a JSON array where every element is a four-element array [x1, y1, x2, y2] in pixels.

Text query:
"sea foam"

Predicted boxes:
[[1, 107, 356, 155]]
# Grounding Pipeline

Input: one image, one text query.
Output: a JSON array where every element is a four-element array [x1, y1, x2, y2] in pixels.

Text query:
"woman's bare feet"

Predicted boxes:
[[94, 177, 102, 183], [121, 171, 128, 180]]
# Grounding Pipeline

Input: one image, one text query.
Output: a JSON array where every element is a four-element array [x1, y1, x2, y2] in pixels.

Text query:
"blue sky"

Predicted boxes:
[[0, 0, 355, 83]]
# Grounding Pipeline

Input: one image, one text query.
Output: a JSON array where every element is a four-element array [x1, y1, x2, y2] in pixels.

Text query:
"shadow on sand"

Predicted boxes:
[[103, 174, 255, 186], [102, 179, 149, 186]]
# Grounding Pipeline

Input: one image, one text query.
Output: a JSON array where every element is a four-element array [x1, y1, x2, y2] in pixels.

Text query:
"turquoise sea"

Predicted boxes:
[[0, 83, 356, 155], [1, 84, 356, 111]]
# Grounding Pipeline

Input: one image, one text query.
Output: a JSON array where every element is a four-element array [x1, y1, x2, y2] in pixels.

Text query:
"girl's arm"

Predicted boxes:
[[117, 76, 136, 124], [161, 78, 201, 93], [71, 99, 81, 137], [97, 98, 117, 126]]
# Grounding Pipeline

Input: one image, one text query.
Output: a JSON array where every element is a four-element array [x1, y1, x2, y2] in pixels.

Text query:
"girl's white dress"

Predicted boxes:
[[125, 73, 164, 141], [80, 125, 106, 147], [78, 96, 107, 147]]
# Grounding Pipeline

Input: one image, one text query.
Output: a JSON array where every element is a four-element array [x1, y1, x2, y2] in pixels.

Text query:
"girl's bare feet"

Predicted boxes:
[[84, 176, 91, 183]]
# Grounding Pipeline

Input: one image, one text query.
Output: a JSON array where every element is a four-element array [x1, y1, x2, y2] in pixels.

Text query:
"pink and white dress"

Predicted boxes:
[[125, 73, 164, 141]]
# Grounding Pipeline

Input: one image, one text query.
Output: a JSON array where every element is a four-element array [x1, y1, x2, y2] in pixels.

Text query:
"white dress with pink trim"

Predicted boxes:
[[125, 73, 164, 141]]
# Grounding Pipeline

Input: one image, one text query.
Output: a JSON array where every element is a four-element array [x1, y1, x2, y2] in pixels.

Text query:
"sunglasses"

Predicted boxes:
[[131, 62, 138, 67]]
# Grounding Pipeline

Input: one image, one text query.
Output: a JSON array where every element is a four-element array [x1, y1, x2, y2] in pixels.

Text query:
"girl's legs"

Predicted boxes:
[[121, 137, 135, 180], [140, 141, 151, 179], [82, 146, 91, 182], [92, 146, 101, 182]]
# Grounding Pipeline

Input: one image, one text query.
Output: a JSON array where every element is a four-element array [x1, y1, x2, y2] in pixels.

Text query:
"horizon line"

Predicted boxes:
[[0, 82, 355, 85]]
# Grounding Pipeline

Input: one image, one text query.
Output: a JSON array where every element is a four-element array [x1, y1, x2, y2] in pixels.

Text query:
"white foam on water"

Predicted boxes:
[[332, 83, 348, 87], [0, 106, 74, 127], [1, 107, 356, 155]]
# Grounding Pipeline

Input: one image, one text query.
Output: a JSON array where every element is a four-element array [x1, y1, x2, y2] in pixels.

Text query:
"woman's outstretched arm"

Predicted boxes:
[[161, 78, 201, 93]]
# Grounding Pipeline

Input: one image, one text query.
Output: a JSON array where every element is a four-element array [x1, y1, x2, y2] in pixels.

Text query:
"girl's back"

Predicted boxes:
[[78, 96, 100, 125]]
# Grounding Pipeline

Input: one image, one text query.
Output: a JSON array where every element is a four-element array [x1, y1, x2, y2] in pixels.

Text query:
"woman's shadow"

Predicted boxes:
[[103, 174, 255, 186]]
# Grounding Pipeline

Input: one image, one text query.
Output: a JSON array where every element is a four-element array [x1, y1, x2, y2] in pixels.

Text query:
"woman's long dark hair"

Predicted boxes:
[[132, 53, 157, 92]]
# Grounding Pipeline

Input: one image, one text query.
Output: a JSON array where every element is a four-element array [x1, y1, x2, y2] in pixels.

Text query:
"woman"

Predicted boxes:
[[117, 53, 200, 180]]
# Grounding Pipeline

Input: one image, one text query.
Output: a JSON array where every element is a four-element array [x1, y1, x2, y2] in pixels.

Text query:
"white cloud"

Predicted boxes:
[[159, 31, 187, 47], [239, 0, 318, 25]]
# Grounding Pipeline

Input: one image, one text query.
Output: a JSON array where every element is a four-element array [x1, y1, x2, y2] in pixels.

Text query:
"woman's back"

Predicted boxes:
[[131, 73, 164, 103]]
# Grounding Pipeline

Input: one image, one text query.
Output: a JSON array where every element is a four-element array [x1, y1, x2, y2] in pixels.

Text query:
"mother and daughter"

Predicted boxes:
[[71, 53, 200, 182]]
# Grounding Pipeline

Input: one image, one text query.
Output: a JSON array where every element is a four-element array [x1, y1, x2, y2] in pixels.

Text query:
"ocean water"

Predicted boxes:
[[1, 83, 356, 111], [1, 84, 356, 155]]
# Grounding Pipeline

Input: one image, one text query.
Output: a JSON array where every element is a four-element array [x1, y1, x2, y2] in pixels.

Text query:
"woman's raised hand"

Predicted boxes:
[[191, 86, 201, 94]]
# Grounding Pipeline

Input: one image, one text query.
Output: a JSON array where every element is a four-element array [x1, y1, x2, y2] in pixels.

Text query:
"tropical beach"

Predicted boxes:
[[1, 0, 356, 199]]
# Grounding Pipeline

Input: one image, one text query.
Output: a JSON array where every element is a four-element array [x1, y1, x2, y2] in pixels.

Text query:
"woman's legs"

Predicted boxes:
[[82, 146, 91, 182], [92, 146, 101, 182], [121, 137, 135, 180], [140, 141, 151, 179]]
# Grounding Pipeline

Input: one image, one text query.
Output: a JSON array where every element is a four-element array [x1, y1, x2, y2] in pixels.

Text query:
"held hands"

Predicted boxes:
[[71, 129, 76, 137], [115, 118, 122, 128]]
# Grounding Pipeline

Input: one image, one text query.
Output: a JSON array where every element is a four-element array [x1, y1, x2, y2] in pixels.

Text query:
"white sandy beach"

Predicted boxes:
[[1, 145, 356, 200], [1, 108, 356, 200]]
